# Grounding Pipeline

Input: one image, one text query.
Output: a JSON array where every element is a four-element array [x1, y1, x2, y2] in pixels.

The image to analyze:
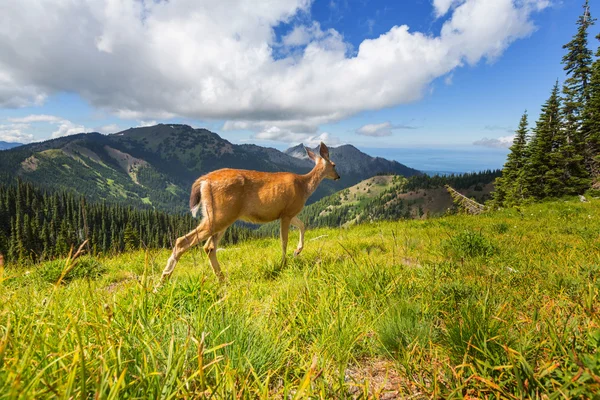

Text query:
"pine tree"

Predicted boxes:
[[525, 83, 563, 199], [582, 32, 600, 185], [562, 1, 595, 170], [493, 112, 530, 207]]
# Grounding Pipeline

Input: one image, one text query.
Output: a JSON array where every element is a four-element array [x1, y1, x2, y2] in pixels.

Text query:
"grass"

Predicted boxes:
[[1, 198, 599, 398]]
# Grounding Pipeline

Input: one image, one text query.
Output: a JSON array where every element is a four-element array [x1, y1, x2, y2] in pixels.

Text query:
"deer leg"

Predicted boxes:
[[204, 230, 226, 282], [280, 217, 291, 268], [158, 220, 212, 285], [290, 216, 305, 257]]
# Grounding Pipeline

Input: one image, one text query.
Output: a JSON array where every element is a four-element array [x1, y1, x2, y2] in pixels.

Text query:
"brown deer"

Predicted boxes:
[[157, 142, 340, 286]]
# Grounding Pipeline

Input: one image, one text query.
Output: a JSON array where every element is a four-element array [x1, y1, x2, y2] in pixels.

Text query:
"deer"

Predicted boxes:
[[156, 142, 340, 287]]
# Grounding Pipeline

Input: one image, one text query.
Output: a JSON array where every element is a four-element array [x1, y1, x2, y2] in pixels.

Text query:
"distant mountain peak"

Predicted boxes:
[[284, 143, 309, 160], [0, 141, 24, 150]]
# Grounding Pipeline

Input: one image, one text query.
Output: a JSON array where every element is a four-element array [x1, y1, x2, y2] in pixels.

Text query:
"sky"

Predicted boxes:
[[0, 0, 598, 171]]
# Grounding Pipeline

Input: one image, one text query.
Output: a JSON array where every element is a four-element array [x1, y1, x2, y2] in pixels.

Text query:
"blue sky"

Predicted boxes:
[[0, 0, 598, 171]]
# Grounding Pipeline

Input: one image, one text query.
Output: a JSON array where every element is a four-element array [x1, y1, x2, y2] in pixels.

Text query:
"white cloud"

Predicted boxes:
[[95, 123, 120, 134], [0, 124, 35, 143], [357, 122, 394, 137], [473, 135, 515, 148], [484, 124, 514, 133], [0, 0, 548, 139], [51, 120, 87, 138], [433, 0, 464, 17], [8, 114, 62, 123], [356, 121, 418, 137], [137, 120, 158, 128], [3, 114, 87, 140], [253, 126, 340, 146]]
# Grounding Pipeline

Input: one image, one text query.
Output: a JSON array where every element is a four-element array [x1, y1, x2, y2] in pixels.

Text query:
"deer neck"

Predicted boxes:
[[302, 163, 327, 198]]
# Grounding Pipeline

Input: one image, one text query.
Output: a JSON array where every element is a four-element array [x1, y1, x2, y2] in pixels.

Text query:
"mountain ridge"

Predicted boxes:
[[0, 141, 23, 150], [0, 124, 420, 212]]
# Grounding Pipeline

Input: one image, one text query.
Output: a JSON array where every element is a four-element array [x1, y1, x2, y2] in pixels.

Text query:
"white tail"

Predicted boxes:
[[157, 142, 340, 286]]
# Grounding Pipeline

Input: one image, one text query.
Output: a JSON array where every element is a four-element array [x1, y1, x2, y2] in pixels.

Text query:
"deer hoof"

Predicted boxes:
[[294, 248, 303, 257]]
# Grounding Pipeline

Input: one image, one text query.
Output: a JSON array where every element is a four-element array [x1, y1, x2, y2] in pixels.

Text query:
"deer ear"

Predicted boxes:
[[319, 142, 329, 160], [305, 147, 317, 162]]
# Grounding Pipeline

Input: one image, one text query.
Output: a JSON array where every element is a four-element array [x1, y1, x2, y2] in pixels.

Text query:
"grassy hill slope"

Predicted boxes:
[[1, 198, 599, 398], [256, 171, 499, 236]]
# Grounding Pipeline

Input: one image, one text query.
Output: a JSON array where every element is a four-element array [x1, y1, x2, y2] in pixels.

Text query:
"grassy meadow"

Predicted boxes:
[[1, 198, 599, 398]]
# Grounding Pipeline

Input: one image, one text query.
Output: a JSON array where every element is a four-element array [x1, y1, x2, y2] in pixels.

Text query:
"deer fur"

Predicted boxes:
[[157, 142, 340, 286]]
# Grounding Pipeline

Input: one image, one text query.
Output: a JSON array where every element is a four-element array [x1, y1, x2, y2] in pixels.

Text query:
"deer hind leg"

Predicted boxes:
[[280, 217, 291, 268], [159, 220, 212, 285], [291, 216, 305, 257], [204, 230, 226, 282]]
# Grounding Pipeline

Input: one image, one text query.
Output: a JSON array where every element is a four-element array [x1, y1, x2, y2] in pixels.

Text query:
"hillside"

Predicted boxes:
[[0, 124, 420, 212], [1, 199, 598, 398], [255, 170, 500, 234]]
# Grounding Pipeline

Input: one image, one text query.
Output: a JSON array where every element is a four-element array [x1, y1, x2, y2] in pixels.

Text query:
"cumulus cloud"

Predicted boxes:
[[356, 121, 418, 137], [3, 114, 87, 140], [0, 124, 35, 143], [433, 0, 464, 17], [95, 123, 120, 134], [9, 114, 62, 123], [473, 135, 515, 148], [0, 0, 548, 138], [253, 126, 340, 146], [137, 120, 158, 128], [484, 124, 514, 133], [51, 120, 87, 138]]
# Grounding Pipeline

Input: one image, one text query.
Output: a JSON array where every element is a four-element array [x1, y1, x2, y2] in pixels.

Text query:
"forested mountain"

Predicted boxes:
[[257, 170, 499, 234], [0, 124, 420, 213], [0, 141, 22, 150]]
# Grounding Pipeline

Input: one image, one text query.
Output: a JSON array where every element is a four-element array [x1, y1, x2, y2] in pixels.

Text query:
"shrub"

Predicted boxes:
[[38, 256, 107, 284], [492, 222, 510, 234], [445, 230, 497, 259], [444, 301, 509, 365], [377, 301, 433, 355]]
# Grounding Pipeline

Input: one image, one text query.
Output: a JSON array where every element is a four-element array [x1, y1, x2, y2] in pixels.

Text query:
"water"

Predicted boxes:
[[364, 146, 509, 173]]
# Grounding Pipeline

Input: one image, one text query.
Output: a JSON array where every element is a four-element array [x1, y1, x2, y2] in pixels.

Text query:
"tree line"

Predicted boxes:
[[494, 1, 600, 206], [0, 179, 254, 265]]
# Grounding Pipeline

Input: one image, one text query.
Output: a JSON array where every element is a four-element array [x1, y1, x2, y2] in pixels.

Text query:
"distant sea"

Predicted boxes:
[[365, 147, 510, 174]]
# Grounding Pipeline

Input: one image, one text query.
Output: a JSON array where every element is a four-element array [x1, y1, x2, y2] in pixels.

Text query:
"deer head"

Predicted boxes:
[[305, 142, 340, 181]]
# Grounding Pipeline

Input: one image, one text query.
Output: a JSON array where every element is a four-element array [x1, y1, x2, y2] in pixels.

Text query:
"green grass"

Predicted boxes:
[[1, 199, 599, 398]]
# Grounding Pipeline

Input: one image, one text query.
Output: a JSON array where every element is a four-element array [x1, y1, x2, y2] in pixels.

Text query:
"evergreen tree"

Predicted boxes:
[[493, 112, 530, 206], [525, 83, 563, 199], [582, 32, 600, 183], [562, 1, 595, 170]]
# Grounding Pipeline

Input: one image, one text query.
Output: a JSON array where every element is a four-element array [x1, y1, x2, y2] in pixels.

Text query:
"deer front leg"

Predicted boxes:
[[290, 216, 305, 257], [280, 217, 291, 268]]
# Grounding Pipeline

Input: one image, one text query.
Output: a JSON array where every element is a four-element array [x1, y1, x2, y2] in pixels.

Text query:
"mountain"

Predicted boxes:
[[0, 141, 23, 150], [0, 124, 420, 212], [284, 143, 419, 177]]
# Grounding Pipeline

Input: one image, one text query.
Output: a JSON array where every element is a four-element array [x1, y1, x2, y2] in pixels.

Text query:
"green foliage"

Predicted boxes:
[[492, 112, 529, 207], [377, 301, 433, 355], [444, 230, 497, 259], [444, 300, 509, 365], [38, 256, 107, 284], [494, 2, 600, 207]]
